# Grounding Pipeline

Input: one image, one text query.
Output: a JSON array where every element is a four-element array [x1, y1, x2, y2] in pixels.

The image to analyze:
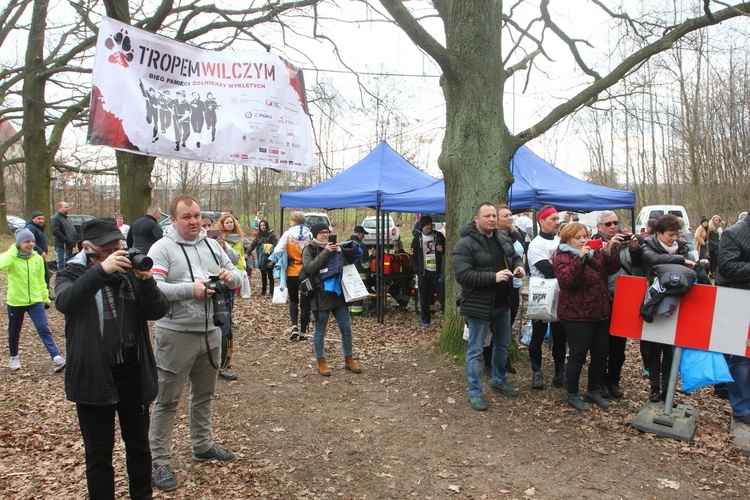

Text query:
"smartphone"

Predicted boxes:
[[329, 234, 337, 244], [588, 239, 603, 250], [206, 229, 221, 239]]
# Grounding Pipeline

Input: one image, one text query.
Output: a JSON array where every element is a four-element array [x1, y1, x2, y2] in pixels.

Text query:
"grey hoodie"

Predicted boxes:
[[148, 224, 241, 332]]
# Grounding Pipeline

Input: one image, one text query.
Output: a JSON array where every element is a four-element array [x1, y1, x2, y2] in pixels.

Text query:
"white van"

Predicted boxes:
[[634, 205, 690, 235]]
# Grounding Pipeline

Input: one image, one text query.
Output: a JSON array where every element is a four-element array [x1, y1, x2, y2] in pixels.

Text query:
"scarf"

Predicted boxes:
[[225, 233, 240, 244], [658, 238, 679, 255], [16, 248, 34, 260], [101, 274, 138, 365], [558, 243, 581, 255], [311, 238, 328, 248]]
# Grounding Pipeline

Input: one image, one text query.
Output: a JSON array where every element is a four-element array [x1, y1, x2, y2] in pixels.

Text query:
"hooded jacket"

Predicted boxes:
[[0, 244, 49, 306], [273, 223, 312, 278], [148, 224, 241, 332], [302, 242, 367, 312], [55, 251, 168, 406], [452, 221, 523, 321], [410, 229, 446, 275]]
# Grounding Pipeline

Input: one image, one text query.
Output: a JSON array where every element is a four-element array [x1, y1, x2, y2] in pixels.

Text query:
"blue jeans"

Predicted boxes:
[[55, 246, 72, 271], [312, 305, 353, 360], [727, 355, 750, 418], [465, 305, 511, 397], [7, 303, 60, 358]]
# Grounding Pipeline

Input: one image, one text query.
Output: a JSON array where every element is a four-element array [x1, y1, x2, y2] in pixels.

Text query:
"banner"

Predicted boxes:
[[88, 17, 313, 173]]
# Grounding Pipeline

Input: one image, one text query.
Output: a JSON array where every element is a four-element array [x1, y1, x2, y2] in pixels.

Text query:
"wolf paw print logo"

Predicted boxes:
[[104, 29, 134, 68]]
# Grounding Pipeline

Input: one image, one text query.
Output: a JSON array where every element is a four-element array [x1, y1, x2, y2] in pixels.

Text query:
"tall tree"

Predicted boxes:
[[376, 0, 750, 354]]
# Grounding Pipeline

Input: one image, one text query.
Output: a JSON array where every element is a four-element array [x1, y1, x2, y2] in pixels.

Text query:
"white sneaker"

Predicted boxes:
[[9, 356, 21, 371], [53, 355, 66, 372]]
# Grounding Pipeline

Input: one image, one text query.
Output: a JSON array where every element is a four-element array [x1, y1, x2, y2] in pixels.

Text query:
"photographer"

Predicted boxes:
[[147, 195, 241, 492], [55, 218, 168, 498]]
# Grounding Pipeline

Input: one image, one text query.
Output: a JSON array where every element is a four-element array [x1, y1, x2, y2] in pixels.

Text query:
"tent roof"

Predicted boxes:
[[280, 141, 437, 209], [379, 145, 635, 213]]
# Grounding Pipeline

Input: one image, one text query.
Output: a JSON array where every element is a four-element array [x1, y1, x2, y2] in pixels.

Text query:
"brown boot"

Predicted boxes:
[[317, 358, 331, 377], [345, 356, 362, 374]]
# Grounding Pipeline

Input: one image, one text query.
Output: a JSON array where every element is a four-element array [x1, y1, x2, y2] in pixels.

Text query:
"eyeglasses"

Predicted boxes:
[[318, 230, 330, 235], [599, 221, 619, 227], [89, 243, 119, 256]]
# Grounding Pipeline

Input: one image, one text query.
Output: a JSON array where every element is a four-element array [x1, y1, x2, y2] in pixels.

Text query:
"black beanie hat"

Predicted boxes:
[[30, 211, 44, 219], [420, 216, 433, 229], [311, 223, 329, 238]]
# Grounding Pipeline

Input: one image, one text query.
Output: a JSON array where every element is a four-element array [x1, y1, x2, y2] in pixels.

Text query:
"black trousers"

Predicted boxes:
[[76, 363, 152, 499], [260, 267, 274, 296], [604, 335, 627, 387], [562, 319, 610, 394], [286, 275, 310, 333], [644, 340, 673, 392], [418, 270, 444, 325], [528, 320, 567, 375]]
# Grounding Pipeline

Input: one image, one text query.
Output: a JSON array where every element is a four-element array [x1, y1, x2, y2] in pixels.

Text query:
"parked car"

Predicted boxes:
[[361, 215, 400, 246], [303, 212, 334, 233], [68, 214, 96, 242], [635, 205, 690, 234], [6, 215, 25, 232]]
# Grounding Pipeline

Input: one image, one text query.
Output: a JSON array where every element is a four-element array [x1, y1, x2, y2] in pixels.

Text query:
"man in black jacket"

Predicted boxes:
[[55, 218, 169, 499], [717, 215, 750, 431], [50, 201, 76, 270], [126, 205, 163, 254], [453, 202, 525, 411], [410, 215, 446, 329]]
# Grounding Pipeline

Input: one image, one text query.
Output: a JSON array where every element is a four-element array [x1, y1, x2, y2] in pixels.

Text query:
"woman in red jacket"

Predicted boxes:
[[554, 223, 621, 411]]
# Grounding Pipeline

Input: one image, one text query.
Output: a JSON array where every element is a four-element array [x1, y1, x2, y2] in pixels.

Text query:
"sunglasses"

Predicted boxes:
[[600, 221, 619, 227]]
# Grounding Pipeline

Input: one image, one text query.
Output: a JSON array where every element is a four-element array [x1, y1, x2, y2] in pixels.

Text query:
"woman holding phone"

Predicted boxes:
[[553, 222, 621, 411]]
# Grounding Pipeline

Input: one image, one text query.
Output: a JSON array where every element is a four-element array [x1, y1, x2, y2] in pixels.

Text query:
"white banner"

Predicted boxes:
[[88, 17, 313, 173]]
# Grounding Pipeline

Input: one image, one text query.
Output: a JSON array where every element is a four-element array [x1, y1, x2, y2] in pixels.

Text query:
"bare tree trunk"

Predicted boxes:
[[117, 151, 155, 222]]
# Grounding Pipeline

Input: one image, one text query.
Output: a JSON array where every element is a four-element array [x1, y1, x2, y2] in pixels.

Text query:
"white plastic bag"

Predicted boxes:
[[462, 323, 491, 347], [240, 276, 252, 299], [272, 286, 288, 305], [527, 277, 559, 322], [341, 264, 369, 302]]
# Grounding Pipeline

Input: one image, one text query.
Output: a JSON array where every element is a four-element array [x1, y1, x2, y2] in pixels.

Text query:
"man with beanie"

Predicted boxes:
[[411, 215, 446, 329], [0, 228, 65, 372], [25, 211, 51, 287], [55, 217, 168, 499], [303, 222, 366, 376], [51, 201, 76, 271]]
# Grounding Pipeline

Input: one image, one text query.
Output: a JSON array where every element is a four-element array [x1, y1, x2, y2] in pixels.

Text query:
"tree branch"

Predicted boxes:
[[540, 0, 600, 79]]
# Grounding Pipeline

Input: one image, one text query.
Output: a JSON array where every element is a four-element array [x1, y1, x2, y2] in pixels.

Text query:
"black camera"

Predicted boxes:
[[205, 276, 230, 326], [126, 249, 153, 271], [621, 233, 633, 241]]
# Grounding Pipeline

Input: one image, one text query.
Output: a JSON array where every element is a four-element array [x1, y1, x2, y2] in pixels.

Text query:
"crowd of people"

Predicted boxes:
[[3, 198, 749, 496]]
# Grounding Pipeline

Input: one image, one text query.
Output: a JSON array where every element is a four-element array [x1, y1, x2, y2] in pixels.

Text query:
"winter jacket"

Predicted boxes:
[[452, 221, 523, 321], [302, 242, 367, 312], [717, 218, 750, 290], [0, 244, 49, 306], [410, 230, 446, 275], [148, 224, 242, 332], [273, 224, 312, 278], [25, 220, 48, 255], [55, 251, 168, 406], [126, 214, 163, 254], [224, 235, 246, 273], [249, 224, 278, 270], [50, 210, 76, 248], [553, 245, 621, 322]]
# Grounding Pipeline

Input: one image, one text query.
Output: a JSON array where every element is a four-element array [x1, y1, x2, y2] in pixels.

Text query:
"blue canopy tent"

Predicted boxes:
[[280, 140, 437, 209], [379, 144, 636, 213], [279, 140, 438, 324]]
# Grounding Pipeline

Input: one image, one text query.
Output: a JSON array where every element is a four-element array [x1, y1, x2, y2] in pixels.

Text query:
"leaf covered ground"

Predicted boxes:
[[1, 257, 749, 498]]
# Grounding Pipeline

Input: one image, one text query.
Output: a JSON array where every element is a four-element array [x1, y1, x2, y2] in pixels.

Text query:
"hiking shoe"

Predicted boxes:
[[567, 393, 590, 411], [153, 464, 178, 491], [9, 356, 21, 371], [609, 385, 624, 399], [488, 380, 519, 398], [468, 396, 487, 411], [53, 355, 66, 372], [219, 368, 238, 381], [649, 389, 660, 403], [505, 360, 517, 374], [531, 371, 544, 389], [193, 443, 236, 463], [599, 382, 611, 399], [584, 391, 611, 410], [420, 323, 430, 329], [552, 375, 565, 388], [289, 325, 300, 341]]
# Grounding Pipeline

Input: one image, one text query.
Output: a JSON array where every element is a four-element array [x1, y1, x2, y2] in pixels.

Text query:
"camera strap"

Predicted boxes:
[[178, 241, 222, 370]]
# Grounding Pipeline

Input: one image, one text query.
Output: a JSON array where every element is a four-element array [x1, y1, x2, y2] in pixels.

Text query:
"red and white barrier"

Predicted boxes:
[[611, 276, 750, 356]]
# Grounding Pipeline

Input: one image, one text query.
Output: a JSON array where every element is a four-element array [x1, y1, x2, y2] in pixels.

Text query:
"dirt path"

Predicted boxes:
[[1, 271, 749, 498]]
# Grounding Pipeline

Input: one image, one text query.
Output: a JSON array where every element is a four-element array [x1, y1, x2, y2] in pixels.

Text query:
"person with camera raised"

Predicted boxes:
[[590, 210, 642, 399], [452, 202, 525, 411], [55, 217, 168, 499], [303, 223, 367, 376], [147, 195, 242, 492]]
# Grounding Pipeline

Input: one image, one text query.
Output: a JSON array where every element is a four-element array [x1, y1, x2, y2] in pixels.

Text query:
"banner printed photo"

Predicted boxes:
[[88, 17, 313, 173]]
